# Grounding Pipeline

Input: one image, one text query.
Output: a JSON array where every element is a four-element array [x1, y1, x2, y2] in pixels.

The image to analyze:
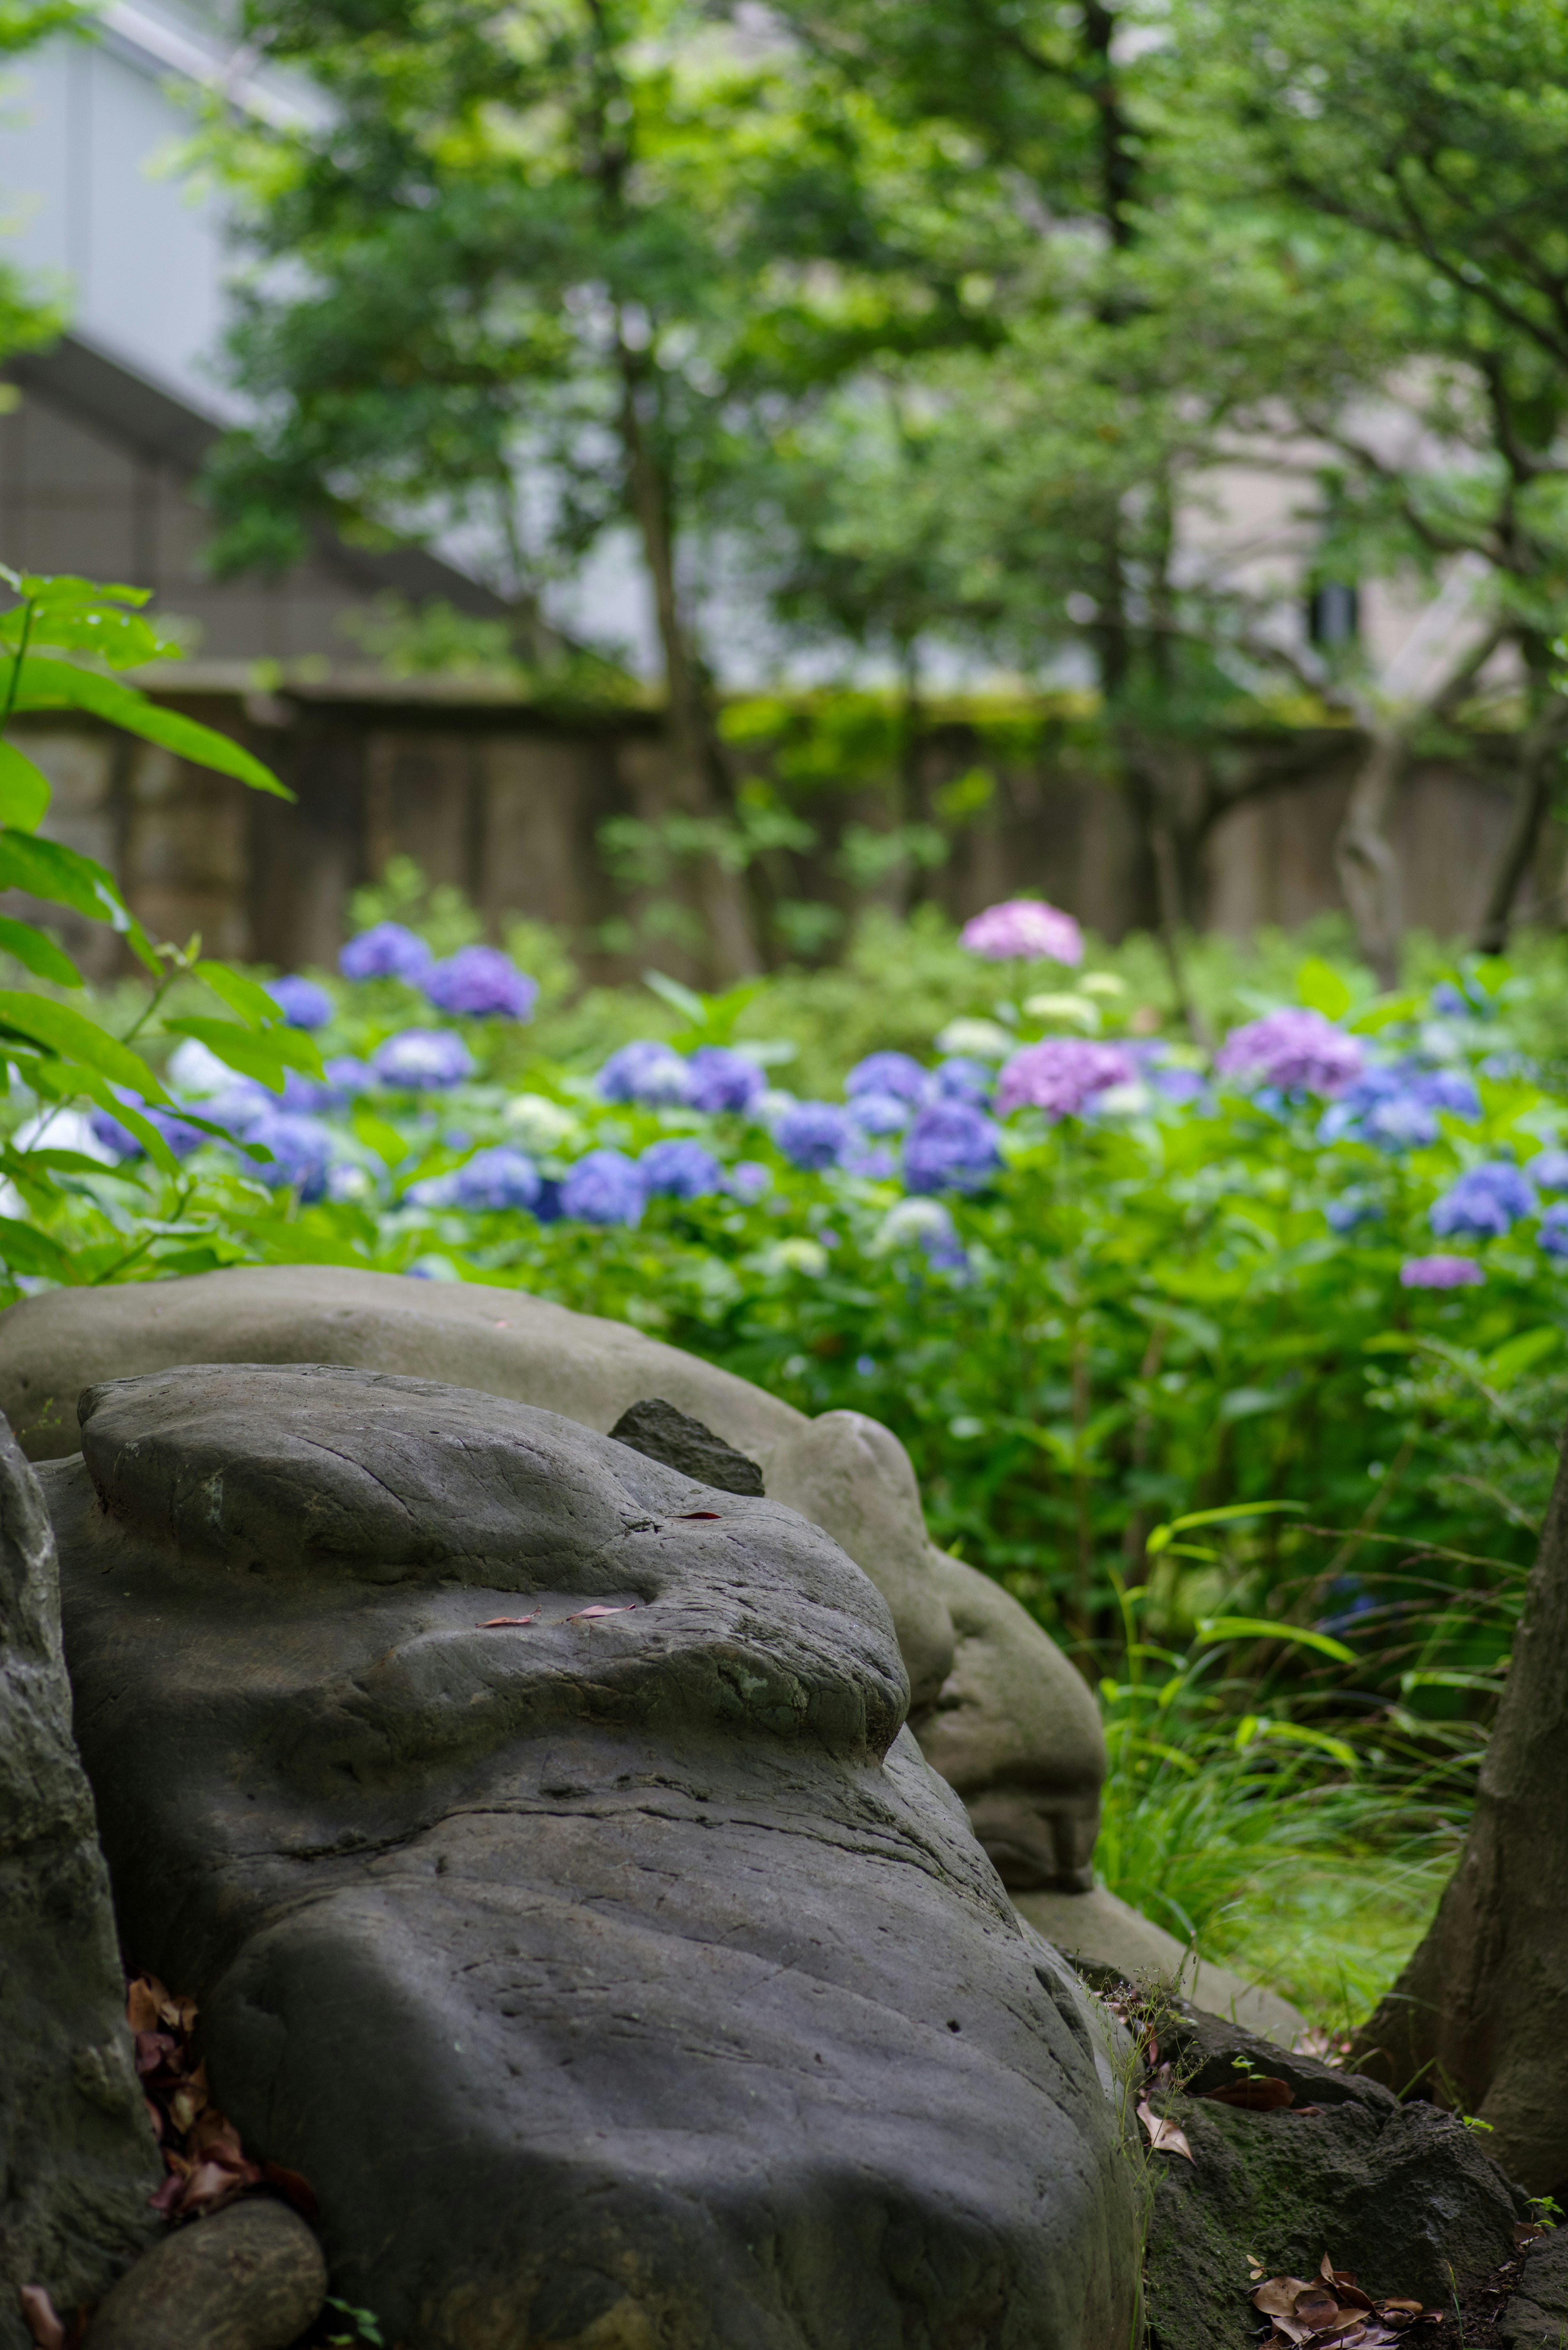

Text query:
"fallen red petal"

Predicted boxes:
[[568, 1603, 638, 1619], [478, 1615, 537, 1628]]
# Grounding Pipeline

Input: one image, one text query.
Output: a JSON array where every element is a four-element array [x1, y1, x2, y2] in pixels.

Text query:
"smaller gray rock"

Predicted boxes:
[[1142, 2007, 1523, 2350], [82, 2200, 327, 2350], [1501, 2230, 1568, 2348], [607, 1396, 765, 1495]]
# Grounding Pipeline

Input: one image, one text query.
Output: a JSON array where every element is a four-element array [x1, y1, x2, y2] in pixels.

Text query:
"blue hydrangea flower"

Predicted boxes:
[[88, 1094, 209, 1161], [930, 1056, 994, 1107], [595, 1039, 693, 1107], [448, 1146, 541, 1211], [685, 1046, 765, 1115], [1430, 1162, 1535, 1240], [846, 1051, 928, 1104], [876, 1196, 969, 1272], [422, 945, 538, 1021], [266, 974, 334, 1030], [339, 922, 434, 983], [725, 1159, 773, 1202], [843, 1138, 898, 1180], [640, 1138, 723, 1200], [371, 1029, 476, 1090], [1325, 1189, 1382, 1233], [1428, 982, 1472, 1018], [1321, 1061, 1481, 1150], [774, 1101, 853, 1170], [560, 1148, 646, 1225], [902, 1101, 1001, 1195], [245, 1110, 335, 1203], [1540, 1204, 1568, 1258], [847, 1090, 912, 1136], [1529, 1150, 1568, 1193]]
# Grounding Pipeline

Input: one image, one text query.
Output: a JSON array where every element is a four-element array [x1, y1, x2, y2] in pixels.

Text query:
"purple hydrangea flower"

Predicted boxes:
[[1216, 1009, 1364, 1097], [448, 1146, 541, 1211], [595, 1039, 693, 1108], [1152, 1066, 1208, 1108], [774, 1101, 854, 1171], [1538, 1203, 1568, 1258], [903, 1101, 1001, 1195], [640, 1138, 723, 1200], [726, 1159, 773, 1202], [848, 1090, 913, 1137], [930, 1056, 994, 1107], [266, 974, 334, 1030], [245, 1110, 334, 1202], [959, 898, 1083, 964], [422, 945, 538, 1021], [685, 1046, 765, 1115], [371, 1028, 477, 1090], [339, 922, 434, 984], [1428, 982, 1471, 1018], [1400, 1255, 1485, 1289], [846, 1051, 929, 1104], [559, 1147, 646, 1226], [1430, 1162, 1535, 1240], [996, 1039, 1136, 1119], [88, 1094, 209, 1162], [1528, 1150, 1568, 1193]]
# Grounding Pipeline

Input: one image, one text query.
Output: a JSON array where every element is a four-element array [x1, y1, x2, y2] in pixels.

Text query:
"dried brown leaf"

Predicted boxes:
[[260, 2160, 319, 2223], [125, 1978, 161, 2034], [1136, 2099, 1194, 2160], [1254, 2279, 1314, 2317], [18, 2286, 65, 2350], [1295, 2289, 1341, 2329]]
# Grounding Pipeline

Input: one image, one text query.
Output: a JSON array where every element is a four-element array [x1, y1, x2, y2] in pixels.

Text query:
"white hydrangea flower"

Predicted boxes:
[[933, 1018, 1016, 1061], [502, 1093, 583, 1153]]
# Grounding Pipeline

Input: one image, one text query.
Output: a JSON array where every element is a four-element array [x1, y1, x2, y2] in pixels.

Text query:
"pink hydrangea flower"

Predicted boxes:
[[1399, 1256, 1485, 1289], [997, 1039, 1136, 1119], [1215, 1008, 1364, 1097], [959, 899, 1084, 964]]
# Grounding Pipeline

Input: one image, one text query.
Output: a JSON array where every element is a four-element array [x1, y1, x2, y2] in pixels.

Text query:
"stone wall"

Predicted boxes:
[[4, 684, 1559, 984]]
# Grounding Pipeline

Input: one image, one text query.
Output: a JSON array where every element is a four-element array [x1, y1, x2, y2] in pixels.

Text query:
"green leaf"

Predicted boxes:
[[1295, 956, 1352, 1019], [1484, 1326, 1560, 1388], [1194, 1616, 1357, 1665], [642, 968, 708, 1024], [0, 1214, 73, 1278], [1145, 1499, 1304, 1554], [8, 658, 293, 798], [1348, 992, 1425, 1034], [351, 1105, 412, 1167], [194, 959, 284, 1030], [0, 914, 80, 985], [0, 832, 157, 968], [69, 1075, 180, 1175], [0, 739, 51, 829], [161, 1015, 323, 1089], [0, 991, 168, 1099], [0, 1146, 114, 1179]]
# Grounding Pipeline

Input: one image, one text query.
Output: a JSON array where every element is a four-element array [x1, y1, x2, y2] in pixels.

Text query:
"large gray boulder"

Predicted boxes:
[[0, 1418, 160, 2348], [0, 1267, 1106, 1888], [43, 1362, 1137, 2349]]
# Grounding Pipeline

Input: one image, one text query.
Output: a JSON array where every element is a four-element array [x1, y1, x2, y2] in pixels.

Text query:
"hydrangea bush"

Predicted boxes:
[[4, 900, 1565, 1739]]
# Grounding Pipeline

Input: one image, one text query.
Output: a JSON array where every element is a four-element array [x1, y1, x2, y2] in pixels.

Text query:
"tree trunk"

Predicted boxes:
[[618, 346, 760, 984], [1349, 1434, 1568, 2198], [1335, 723, 1406, 990], [1473, 691, 1568, 954]]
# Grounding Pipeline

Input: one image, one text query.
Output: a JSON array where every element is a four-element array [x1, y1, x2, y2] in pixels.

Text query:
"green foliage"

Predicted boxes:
[[0, 568, 300, 1232]]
